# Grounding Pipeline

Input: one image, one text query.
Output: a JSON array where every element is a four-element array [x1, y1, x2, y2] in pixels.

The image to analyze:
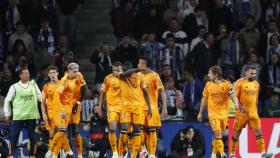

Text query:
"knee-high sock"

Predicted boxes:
[[62, 134, 71, 153], [229, 136, 238, 155], [118, 133, 128, 156], [130, 135, 141, 158], [50, 131, 65, 152], [256, 135, 265, 153], [212, 139, 217, 155], [52, 132, 66, 156], [108, 132, 118, 152], [215, 137, 225, 155], [75, 134, 83, 157], [148, 131, 157, 156]]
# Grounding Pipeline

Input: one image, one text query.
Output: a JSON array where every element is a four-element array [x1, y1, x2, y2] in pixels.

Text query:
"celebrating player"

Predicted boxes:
[[197, 65, 239, 158], [229, 66, 273, 158]]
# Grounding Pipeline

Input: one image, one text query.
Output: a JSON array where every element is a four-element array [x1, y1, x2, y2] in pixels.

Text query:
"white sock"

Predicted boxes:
[[211, 154, 216, 158]]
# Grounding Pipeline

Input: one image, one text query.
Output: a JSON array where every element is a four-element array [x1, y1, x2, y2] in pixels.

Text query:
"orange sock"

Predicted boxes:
[[53, 132, 66, 156], [256, 135, 265, 153], [215, 137, 225, 155], [62, 134, 71, 153], [49, 138, 53, 149], [140, 130, 145, 147], [130, 135, 141, 158], [148, 131, 157, 156], [229, 137, 238, 155], [50, 131, 65, 152], [118, 133, 128, 156], [212, 139, 217, 155], [109, 132, 117, 152], [75, 134, 83, 157]]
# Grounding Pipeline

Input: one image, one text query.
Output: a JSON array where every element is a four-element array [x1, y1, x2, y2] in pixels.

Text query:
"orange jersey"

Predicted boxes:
[[203, 80, 231, 119], [119, 73, 148, 111], [234, 78, 259, 117], [140, 71, 163, 110], [42, 82, 58, 112], [72, 73, 87, 104], [100, 74, 122, 112], [53, 73, 86, 113]]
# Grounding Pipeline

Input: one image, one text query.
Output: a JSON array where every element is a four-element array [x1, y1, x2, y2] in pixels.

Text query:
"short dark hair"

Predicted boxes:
[[123, 61, 133, 70], [47, 65, 58, 72], [19, 67, 28, 75], [166, 33, 175, 39], [139, 56, 151, 67], [112, 61, 122, 67], [269, 34, 280, 45], [245, 65, 256, 72], [194, 5, 204, 12]]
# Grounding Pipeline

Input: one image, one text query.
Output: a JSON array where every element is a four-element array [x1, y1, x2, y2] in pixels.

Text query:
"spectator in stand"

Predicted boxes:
[[261, 20, 279, 58], [177, 0, 197, 24], [162, 18, 188, 56], [239, 15, 261, 55], [35, 0, 57, 29], [57, 0, 83, 49], [263, 53, 280, 95], [11, 39, 28, 58], [171, 125, 205, 158], [53, 35, 74, 77], [208, 0, 233, 36], [160, 64, 172, 84], [265, 93, 280, 117], [189, 25, 206, 52], [141, 31, 162, 72], [241, 52, 262, 81], [4, 0, 23, 36], [82, 88, 97, 122], [36, 18, 55, 55], [165, 76, 184, 117], [266, 34, 280, 64], [264, 0, 280, 23], [186, 32, 215, 81], [8, 21, 34, 53], [181, 69, 203, 120], [159, 33, 184, 81], [32, 44, 53, 76], [183, 6, 208, 43], [136, 5, 165, 40], [235, 0, 262, 25], [110, 0, 134, 39], [90, 42, 113, 90], [0, 67, 15, 96], [2, 54, 16, 77], [220, 31, 241, 74], [35, 65, 49, 90], [113, 34, 139, 67], [162, 0, 178, 24]]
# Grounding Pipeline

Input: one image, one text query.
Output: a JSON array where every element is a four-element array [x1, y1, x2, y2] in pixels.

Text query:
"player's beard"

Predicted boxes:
[[248, 77, 255, 81]]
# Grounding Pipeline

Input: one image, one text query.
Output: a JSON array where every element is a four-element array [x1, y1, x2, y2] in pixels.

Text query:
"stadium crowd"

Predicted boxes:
[[0, 0, 280, 157]]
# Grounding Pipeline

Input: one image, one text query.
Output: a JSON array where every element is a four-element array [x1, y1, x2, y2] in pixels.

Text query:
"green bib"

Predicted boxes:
[[12, 81, 40, 120]]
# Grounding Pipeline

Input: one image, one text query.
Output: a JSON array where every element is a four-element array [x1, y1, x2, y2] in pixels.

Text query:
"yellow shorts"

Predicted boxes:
[[46, 112, 55, 131], [69, 105, 82, 124], [143, 109, 161, 127], [234, 112, 261, 131], [120, 111, 143, 125], [53, 111, 71, 129], [209, 118, 228, 133], [107, 110, 121, 122]]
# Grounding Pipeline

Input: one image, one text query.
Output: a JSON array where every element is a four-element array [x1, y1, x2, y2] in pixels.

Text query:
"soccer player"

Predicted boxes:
[[137, 56, 167, 158], [42, 66, 74, 158], [229, 67, 273, 158], [98, 61, 124, 158], [197, 65, 239, 158], [49, 63, 86, 158], [118, 61, 152, 158]]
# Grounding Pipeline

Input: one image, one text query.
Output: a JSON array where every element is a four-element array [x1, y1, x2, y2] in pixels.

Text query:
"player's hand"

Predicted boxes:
[[148, 109, 153, 118], [4, 116, 11, 123], [97, 106, 103, 118], [60, 112, 67, 119], [42, 113, 48, 122], [239, 105, 247, 113], [197, 113, 203, 122], [161, 108, 168, 118], [72, 101, 81, 114]]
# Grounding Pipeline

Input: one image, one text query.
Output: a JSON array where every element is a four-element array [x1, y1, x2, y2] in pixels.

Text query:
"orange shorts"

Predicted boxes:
[[120, 110, 143, 125], [143, 109, 161, 127], [69, 105, 82, 124], [234, 112, 261, 131], [107, 110, 121, 122], [209, 118, 228, 133], [53, 111, 71, 129]]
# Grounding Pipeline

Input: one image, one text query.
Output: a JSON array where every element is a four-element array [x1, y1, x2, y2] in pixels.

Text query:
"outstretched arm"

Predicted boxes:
[[119, 68, 148, 79]]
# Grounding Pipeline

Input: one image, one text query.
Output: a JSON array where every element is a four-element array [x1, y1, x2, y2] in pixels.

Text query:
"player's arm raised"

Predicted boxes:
[[119, 67, 148, 78]]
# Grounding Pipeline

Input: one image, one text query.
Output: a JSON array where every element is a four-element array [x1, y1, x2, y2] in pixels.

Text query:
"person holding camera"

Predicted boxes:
[[171, 125, 205, 158]]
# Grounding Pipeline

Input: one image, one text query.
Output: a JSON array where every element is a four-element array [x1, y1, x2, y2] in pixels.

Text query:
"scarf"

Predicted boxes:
[[37, 27, 55, 55], [160, 46, 181, 80]]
